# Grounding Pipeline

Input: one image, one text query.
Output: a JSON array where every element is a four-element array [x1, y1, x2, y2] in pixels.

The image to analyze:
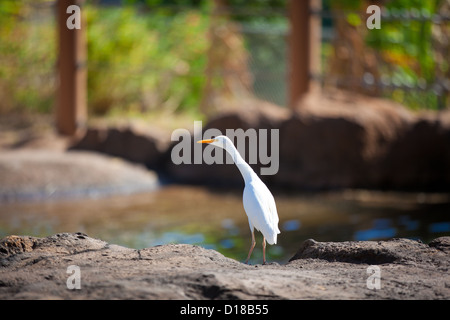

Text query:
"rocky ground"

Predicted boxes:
[[1, 233, 448, 300]]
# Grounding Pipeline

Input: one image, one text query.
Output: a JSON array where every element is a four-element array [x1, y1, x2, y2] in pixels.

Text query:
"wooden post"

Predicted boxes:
[[56, 0, 87, 136], [288, 0, 321, 109]]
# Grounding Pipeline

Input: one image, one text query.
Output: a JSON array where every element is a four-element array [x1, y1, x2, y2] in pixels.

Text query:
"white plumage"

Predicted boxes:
[[198, 135, 280, 264]]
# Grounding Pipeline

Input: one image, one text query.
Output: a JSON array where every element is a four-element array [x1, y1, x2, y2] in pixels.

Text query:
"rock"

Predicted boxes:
[[70, 124, 170, 169], [429, 237, 450, 254], [0, 150, 159, 202], [275, 91, 415, 189], [64, 92, 450, 191], [165, 101, 289, 187], [0, 235, 36, 256], [377, 110, 450, 190], [289, 238, 441, 265], [1, 233, 448, 299], [164, 91, 450, 191], [205, 99, 289, 131]]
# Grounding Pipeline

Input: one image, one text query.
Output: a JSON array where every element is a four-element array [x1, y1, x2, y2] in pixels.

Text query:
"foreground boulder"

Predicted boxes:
[[0, 233, 448, 299]]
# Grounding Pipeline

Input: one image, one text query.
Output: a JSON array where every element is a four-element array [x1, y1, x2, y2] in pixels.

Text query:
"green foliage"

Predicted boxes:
[[124, 0, 209, 8], [326, 0, 444, 110], [0, 1, 56, 113], [0, 2, 210, 116], [0, 0, 445, 115], [86, 4, 209, 115], [365, 0, 441, 109]]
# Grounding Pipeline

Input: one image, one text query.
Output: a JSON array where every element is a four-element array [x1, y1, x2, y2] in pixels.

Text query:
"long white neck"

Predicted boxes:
[[223, 143, 256, 184]]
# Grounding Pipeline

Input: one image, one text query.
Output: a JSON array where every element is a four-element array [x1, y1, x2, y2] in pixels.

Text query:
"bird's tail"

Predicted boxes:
[[266, 226, 280, 245]]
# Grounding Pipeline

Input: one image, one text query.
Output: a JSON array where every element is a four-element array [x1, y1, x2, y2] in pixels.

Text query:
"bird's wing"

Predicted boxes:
[[266, 191, 280, 234], [243, 180, 280, 245]]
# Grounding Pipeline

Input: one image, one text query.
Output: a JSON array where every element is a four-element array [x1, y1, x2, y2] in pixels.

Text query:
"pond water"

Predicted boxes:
[[0, 185, 449, 264]]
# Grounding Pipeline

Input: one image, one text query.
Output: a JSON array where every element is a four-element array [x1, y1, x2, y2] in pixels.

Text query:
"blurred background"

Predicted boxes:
[[0, 0, 449, 263]]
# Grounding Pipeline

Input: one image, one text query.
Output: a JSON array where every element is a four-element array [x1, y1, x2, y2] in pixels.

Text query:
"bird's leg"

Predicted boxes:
[[245, 231, 256, 264], [262, 237, 267, 265]]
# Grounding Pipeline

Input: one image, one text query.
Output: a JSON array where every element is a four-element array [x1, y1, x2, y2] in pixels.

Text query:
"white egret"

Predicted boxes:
[[197, 135, 280, 264]]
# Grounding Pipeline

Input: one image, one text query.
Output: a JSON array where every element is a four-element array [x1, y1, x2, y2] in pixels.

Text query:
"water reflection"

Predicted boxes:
[[282, 219, 301, 232], [0, 185, 449, 264], [154, 232, 205, 246], [398, 215, 419, 231], [429, 222, 450, 233], [354, 218, 397, 241]]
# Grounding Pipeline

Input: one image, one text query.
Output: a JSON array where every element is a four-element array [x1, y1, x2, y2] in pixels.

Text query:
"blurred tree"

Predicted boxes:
[[0, 0, 56, 114], [325, 0, 447, 110], [86, 4, 210, 115], [199, 0, 252, 115]]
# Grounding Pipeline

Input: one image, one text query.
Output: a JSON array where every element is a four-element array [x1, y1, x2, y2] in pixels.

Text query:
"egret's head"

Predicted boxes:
[[196, 135, 231, 149]]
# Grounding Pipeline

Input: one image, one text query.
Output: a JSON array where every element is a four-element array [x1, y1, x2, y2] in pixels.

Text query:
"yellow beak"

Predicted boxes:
[[197, 139, 216, 144]]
